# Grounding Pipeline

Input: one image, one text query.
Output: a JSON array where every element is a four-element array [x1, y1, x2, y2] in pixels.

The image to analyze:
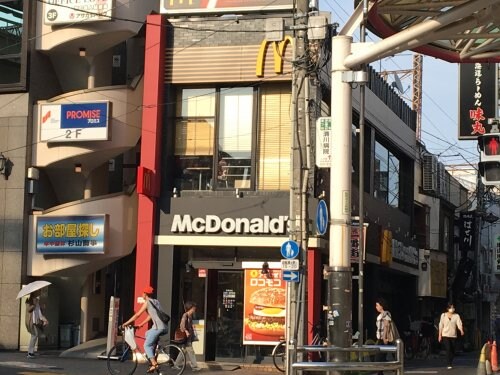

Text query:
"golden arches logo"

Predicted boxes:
[[255, 36, 293, 77]]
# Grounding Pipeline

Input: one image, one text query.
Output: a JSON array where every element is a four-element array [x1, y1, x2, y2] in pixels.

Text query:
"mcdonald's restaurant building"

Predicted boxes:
[[135, 6, 421, 364], [135, 10, 327, 363]]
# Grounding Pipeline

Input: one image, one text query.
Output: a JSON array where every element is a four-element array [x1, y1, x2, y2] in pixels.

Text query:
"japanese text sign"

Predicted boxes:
[[243, 269, 286, 345], [459, 211, 476, 254], [36, 215, 107, 254], [458, 63, 497, 139]]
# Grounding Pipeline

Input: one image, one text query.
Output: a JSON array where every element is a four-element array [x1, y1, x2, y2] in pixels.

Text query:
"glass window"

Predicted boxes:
[[218, 88, 253, 190], [173, 85, 292, 192], [0, 1, 24, 87], [374, 141, 399, 208], [174, 87, 254, 191]]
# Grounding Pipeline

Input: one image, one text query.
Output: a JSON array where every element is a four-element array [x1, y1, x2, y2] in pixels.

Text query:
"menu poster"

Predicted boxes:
[[243, 269, 286, 345]]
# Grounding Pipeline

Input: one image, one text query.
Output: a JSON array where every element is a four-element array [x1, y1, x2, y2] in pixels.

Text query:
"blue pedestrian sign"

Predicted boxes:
[[316, 199, 328, 236], [283, 270, 300, 282], [281, 240, 299, 259]]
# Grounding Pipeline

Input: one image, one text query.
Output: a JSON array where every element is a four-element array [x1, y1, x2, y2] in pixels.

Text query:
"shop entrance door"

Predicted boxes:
[[206, 270, 244, 362]]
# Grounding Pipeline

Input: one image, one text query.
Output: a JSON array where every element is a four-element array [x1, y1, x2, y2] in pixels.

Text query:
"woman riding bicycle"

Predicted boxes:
[[122, 286, 168, 373]]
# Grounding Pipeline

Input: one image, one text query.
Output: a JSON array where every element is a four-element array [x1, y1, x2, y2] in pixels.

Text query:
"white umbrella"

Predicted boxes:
[[16, 280, 51, 300]]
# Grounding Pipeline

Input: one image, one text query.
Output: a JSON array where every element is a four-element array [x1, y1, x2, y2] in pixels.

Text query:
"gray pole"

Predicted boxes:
[[287, 0, 309, 373], [326, 35, 353, 363]]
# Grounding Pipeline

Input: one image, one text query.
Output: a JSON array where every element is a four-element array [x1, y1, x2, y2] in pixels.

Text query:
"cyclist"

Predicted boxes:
[[122, 286, 168, 373]]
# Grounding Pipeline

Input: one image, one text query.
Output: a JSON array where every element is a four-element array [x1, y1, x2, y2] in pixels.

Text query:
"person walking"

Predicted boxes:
[[122, 286, 168, 373], [375, 298, 394, 375], [438, 303, 464, 369], [174, 301, 201, 372], [25, 290, 48, 358]]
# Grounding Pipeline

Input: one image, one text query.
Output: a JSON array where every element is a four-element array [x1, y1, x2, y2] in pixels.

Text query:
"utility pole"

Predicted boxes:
[[287, 0, 309, 373], [326, 36, 355, 361]]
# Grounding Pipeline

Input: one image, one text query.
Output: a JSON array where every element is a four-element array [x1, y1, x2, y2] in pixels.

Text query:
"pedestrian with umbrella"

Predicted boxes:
[[17, 281, 51, 358]]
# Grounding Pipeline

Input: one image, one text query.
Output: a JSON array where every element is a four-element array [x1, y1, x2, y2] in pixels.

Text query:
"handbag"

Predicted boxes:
[[174, 328, 187, 342], [384, 319, 400, 343]]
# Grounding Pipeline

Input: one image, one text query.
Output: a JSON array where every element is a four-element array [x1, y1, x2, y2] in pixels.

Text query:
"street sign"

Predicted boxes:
[[283, 270, 300, 282], [281, 259, 299, 270], [280, 240, 299, 259], [316, 199, 328, 235], [315, 117, 332, 168]]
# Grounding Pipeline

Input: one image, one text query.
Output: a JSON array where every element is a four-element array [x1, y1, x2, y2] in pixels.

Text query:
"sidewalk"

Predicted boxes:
[[56, 338, 277, 373]]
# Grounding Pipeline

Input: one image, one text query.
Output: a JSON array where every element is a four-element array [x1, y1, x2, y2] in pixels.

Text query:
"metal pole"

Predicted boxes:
[[288, 0, 309, 373], [326, 35, 353, 363], [357, 0, 368, 348]]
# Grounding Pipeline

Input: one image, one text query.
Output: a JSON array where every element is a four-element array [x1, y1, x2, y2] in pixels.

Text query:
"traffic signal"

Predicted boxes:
[[478, 133, 500, 185]]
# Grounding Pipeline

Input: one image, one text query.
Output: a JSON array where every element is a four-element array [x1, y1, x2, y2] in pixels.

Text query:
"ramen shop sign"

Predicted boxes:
[[171, 215, 288, 234]]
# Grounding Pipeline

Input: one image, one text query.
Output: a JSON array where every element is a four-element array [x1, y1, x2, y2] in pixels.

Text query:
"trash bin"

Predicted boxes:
[[59, 324, 72, 348], [71, 325, 80, 347]]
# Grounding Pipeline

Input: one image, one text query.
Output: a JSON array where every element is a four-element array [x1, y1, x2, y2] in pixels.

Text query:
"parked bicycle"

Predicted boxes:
[[272, 323, 327, 372], [403, 318, 436, 360], [107, 326, 186, 375]]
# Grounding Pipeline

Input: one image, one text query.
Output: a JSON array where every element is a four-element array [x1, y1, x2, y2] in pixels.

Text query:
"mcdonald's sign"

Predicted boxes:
[[255, 36, 293, 77], [161, 0, 293, 15]]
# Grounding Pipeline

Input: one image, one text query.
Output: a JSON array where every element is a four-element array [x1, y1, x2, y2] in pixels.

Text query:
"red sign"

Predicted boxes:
[[160, 0, 293, 14], [243, 269, 286, 345], [137, 166, 158, 197], [198, 268, 207, 278]]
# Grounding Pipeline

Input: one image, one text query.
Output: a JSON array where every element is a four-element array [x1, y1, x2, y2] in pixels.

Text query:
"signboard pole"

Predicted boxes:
[[106, 296, 120, 357]]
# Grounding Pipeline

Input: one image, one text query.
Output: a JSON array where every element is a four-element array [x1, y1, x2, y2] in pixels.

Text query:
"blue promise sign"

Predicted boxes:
[[39, 101, 110, 142], [36, 215, 107, 254]]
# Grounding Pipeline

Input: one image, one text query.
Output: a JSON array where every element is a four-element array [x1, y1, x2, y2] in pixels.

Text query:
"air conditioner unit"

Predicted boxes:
[[422, 154, 438, 192]]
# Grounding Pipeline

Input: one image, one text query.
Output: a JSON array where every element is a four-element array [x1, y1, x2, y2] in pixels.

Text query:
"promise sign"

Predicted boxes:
[[39, 101, 109, 142], [458, 63, 498, 139]]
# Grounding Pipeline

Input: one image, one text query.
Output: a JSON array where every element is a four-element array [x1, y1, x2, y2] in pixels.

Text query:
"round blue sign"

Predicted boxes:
[[316, 200, 328, 235], [280, 240, 300, 259]]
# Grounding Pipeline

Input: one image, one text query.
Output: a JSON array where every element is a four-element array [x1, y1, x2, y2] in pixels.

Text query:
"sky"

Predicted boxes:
[[321, 0, 480, 168]]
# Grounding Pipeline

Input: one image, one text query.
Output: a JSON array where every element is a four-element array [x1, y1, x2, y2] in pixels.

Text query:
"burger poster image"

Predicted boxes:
[[243, 269, 286, 345]]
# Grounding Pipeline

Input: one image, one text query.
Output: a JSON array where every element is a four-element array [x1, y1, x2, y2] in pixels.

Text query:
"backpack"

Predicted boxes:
[[150, 299, 171, 325]]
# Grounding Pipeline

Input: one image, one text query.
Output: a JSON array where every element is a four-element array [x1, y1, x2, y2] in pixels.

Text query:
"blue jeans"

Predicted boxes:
[[144, 328, 167, 359]]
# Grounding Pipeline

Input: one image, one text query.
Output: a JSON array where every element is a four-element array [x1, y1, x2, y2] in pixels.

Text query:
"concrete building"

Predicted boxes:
[[0, 0, 157, 350]]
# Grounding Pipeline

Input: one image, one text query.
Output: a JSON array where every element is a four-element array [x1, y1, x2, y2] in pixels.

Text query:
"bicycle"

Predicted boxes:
[[107, 326, 186, 375], [403, 319, 434, 360], [272, 324, 327, 372]]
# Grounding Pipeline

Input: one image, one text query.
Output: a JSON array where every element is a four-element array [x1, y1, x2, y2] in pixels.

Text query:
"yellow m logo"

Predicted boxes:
[[255, 36, 293, 77]]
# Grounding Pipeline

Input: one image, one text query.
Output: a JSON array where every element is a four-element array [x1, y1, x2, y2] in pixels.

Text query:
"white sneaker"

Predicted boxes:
[[192, 368, 201, 372], [447, 366, 453, 369], [172, 366, 182, 370]]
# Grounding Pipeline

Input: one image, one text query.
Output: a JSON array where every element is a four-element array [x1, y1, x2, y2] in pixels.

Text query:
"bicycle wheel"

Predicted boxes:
[[156, 344, 186, 375], [107, 342, 138, 375], [419, 337, 431, 359], [272, 341, 286, 373], [404, 340, 414, 360]]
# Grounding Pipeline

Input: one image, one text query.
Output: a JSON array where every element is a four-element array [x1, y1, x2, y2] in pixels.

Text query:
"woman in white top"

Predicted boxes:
[[25, 290, 48, 358], [375, 298, 393, 375], [438, 303, 464, 369]]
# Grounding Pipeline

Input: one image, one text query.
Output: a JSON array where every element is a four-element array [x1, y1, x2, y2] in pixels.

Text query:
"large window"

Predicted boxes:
[[173, 85, 292, 192], [0, 0, 25, 88], [174, 87, 255, 191], [374, 141, 400, 208]]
